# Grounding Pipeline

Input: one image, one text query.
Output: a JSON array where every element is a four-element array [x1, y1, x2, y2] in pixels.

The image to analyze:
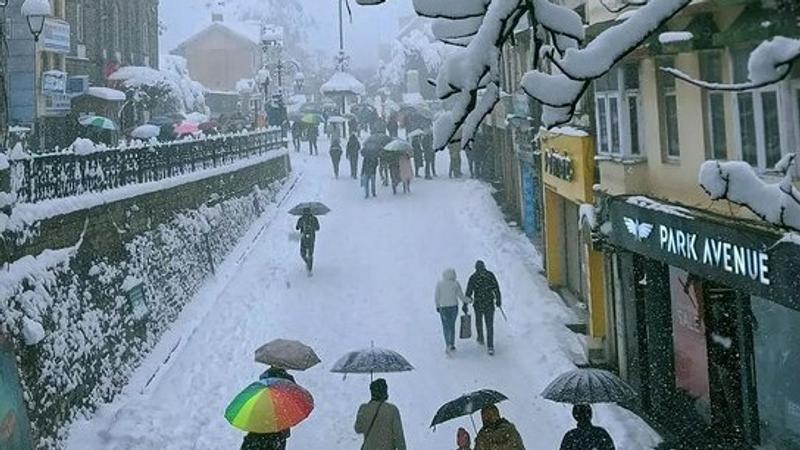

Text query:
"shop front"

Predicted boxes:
[[603, 195, 800, 448], [540, 131, 607, 357]]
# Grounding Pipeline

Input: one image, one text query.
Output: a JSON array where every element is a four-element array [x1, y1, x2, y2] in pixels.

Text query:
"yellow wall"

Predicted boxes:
[[540, 131, 595, 203]]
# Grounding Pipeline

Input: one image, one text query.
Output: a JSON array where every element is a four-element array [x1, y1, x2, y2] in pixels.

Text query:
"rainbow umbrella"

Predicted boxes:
[[225, 378, 314, 433]]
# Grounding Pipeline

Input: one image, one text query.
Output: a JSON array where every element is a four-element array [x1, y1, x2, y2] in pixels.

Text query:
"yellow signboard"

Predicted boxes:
[[540, 131, 595, 204]]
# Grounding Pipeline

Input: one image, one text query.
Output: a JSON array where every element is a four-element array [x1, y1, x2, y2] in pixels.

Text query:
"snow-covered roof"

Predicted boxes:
[[172, 21, 262, 54], [320, 71, 366, 96], [658, 31, 693, 44], [87, 87, 126, 102]]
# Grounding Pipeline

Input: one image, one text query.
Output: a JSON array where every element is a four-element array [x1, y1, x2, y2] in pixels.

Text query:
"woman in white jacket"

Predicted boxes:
[[435, 268, 470, 353]]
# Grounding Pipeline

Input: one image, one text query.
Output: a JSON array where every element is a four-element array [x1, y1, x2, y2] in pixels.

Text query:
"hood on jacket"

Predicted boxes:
[[442, 268, 457, 281]]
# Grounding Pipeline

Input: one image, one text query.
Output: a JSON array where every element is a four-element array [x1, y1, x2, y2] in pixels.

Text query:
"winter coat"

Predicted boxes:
[[558, 424, 615, 450], [362, 155, 379, 176], [399, 155, 413, 182], [330, 139, 343, 160], [296, 215, 320, 238], [412, 138, 424, 168], [435, 269, 468, 309], [355, 401, 406, 450], [466, 269, 502, 310], [347, 136, 361, 160], [240, 432, 287, 450], [474, 419, 525, 450]]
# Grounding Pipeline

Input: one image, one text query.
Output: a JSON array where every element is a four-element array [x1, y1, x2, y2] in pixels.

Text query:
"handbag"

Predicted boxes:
[[459, 313, 472, 339]]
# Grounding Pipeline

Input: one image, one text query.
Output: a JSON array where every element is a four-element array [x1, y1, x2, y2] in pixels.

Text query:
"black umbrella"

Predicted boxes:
[[541, 368, 636, 405], [289, 202, 331, 216], [361, 134, 392, 158], [330, 345, 414, 381], [431, 390, 508, 434]]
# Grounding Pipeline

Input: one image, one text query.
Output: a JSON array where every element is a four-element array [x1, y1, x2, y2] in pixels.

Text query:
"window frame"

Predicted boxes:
[[657, 56, 681, 161], [699, 51, 728, 160], [593, 64, 643, 158]]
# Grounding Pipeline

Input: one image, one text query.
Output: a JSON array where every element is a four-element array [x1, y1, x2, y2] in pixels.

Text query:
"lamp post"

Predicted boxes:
[[0, 0, 9, 147], [256, 66, 271, 127], [22, 0, 52, 152]]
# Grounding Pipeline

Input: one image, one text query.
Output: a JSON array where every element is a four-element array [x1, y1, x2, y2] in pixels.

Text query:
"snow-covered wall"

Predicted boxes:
[[0, 153, 291, 448]]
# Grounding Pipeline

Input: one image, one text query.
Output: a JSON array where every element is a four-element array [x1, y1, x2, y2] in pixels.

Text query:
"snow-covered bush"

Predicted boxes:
[[378, 27, 450, 94], [109, 59, 209, 115]]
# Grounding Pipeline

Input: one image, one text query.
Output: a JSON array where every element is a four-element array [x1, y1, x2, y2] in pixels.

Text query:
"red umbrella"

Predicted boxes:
[[174, 121, 199, 136]]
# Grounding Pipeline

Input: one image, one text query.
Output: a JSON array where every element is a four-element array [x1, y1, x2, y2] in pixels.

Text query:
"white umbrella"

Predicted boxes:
[[407, 129, 426, 138], [327, 116, 347, 124], [185, 112, 209, 124], [130, 124, 160, 139], [384, 139, 413, 154]]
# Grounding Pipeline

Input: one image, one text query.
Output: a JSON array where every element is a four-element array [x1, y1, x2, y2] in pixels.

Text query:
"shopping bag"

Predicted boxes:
[[459, 314, 472, 339]]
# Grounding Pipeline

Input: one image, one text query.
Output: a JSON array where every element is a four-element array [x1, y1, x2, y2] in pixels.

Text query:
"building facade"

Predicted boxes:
[[583, 0, 800, 447]]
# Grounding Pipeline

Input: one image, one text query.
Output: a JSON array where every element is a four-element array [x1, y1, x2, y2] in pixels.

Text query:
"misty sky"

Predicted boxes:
[[159, 0, 415, 70]]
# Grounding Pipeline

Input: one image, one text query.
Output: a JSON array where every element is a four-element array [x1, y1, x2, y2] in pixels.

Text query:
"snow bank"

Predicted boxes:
[[22, 317, 45, 345], [71, 138, 98, 156], [626, 195, 694, 219], [699, 160, 800, 232]]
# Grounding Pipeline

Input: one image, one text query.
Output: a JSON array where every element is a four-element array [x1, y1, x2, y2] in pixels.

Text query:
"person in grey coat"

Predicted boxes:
[[355, 379, 406, 450], [435, 268, 470, 353]]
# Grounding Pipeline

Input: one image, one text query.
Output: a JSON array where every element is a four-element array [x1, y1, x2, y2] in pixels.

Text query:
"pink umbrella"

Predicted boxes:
[[174, 121, 200, 136]]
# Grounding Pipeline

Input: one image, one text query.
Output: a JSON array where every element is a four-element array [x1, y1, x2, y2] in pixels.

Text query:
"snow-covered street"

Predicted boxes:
[[65, 148, 660, 450]]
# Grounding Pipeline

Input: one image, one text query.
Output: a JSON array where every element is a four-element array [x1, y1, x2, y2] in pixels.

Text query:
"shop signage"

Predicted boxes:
[[42, 18, 71, 55], [543, 149, 574, 181], [44, 94, 71, 116], [42, 70, 67, 95], [608, 197, 800, 305]]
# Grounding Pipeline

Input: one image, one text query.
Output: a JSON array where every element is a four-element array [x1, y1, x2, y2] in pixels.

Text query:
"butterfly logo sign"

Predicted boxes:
[[623, 217, 654, 241]]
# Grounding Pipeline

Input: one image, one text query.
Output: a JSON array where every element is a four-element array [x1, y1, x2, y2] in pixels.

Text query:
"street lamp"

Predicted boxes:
[[22, 0, 50, 42], [256, 67, 271, 125], [22, 0, 52, 152]]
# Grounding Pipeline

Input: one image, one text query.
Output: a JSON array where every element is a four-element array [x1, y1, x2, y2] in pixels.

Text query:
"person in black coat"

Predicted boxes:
[[296, 209, 320, 274], [347, 133, 361, 179], [465, 260, 501, 355], [411, 136, 423, 177], [422, 132, 436, 179], [362, 151, 379, 199], [559, 405, 615, 450], [330, 137, 343, 178]]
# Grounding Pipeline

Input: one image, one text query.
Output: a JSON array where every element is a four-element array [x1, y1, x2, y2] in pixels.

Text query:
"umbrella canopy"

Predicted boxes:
[[330, 346, 414, 375], [383, 139, 413, 154], [225, 378, 314, 433], [430, 390, 508, 428], [362, 134, 393, 158], [289, 202, 331, 216], [541, 368, 636, 405], [130, 124, 160, 139], [254, 339, 321, 371], [300, 103, 323, 114], [79, 115, 117, 131], [301, 113, 323, 125], [174, 121, 200, 136], [327, 116, 347, 124]]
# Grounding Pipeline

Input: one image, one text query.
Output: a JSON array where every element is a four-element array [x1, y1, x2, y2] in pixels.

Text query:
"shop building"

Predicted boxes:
[[600, 195, 800, 448], [540, 129, 607, 359]]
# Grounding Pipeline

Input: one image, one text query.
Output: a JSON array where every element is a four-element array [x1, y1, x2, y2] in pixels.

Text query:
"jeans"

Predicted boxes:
[[474, 306, 495, 349], [439, 306, 458, 347], [349, 157, 358, 179], [363, 174, 376, 198]]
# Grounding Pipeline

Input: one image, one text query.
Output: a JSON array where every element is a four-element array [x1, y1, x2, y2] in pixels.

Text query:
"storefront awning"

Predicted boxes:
[[86, 87, 126, 102]]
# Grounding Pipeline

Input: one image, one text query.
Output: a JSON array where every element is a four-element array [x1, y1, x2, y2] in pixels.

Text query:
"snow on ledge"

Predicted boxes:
[[6, 148, 289, 232], [626, 196, 694, 219], [658, 31, 693, 44], [320, 71, 366, 96], [87, 87, 126, 102]]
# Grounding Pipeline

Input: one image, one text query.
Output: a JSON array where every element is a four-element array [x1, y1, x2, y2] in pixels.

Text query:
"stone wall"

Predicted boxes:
[[0, 152, 291, 448]]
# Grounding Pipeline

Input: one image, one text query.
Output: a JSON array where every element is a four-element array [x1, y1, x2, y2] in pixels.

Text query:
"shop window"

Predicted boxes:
[[594, 63, 642, 157], [751, 296, 800, 449], [732, 48, 793, 170], [699, 51, 727, 160], [658, 57, 680, 160]]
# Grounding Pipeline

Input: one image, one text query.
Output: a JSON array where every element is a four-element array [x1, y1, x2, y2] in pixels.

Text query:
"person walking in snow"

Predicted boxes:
[[241, 367, 295, 450], [423, 132, 436, 179], [307, 123, 319, 155], [474, 405, 525, 450], [399, 153, 413, 194], [448, 143, 462, 178], [558, 405, 615, 450], [330, 137, 343, 178], [291, 121, 302, 152], [347, 132, 361, 179], [362, 151, 379, 199], [435, 268, 469, 353], [295, 208, 320, 275], [355, 378, 406, 450], [387, 114, 399, 138], [456, 427, 472, 450], [412, 136, 424, 177], [388, 155, 401, 195], [466, 260, 501, 355]]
